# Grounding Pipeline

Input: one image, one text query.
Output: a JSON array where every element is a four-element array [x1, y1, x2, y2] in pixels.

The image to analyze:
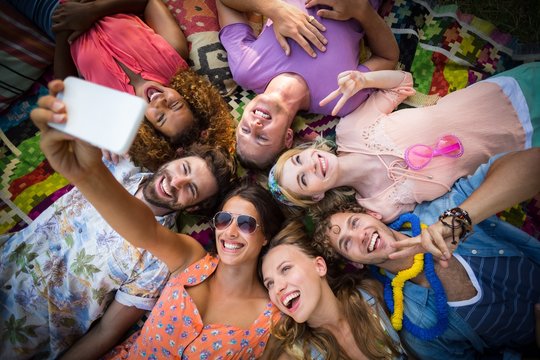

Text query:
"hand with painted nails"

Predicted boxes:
[[320, 70, 367, 116], [271, 1, 327, 57], [30, 80, 103, 185]]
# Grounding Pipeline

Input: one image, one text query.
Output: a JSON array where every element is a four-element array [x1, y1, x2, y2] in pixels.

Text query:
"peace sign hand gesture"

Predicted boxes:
[[320, 70, 367, 116]]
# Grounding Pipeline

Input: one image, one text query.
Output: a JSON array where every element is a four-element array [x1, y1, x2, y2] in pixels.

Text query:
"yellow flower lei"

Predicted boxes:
[[376, 219, 449, 339], [390, 253, 424, 330], [388, 222, 428, 330]]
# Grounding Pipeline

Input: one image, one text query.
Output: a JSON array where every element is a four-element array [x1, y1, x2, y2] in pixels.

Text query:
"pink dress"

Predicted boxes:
[[70, 14, 188, 94], [336, 72, 528, 222], [105, 254, 278, 359]]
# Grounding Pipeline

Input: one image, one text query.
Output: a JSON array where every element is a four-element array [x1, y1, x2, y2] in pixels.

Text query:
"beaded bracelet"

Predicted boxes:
[[438, 207, 473, 245]]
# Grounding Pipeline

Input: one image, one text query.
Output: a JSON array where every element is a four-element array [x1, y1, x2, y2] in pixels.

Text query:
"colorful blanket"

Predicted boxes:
[[1, 0, 539, 239]]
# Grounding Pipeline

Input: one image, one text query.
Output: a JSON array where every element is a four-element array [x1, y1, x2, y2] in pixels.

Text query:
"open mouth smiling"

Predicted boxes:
[[317, 153, 327, 177], [158, 176, 172, 199], [146, 87, 163, 103], [221, 239, 244, 251], [281, 290, 300, 311], [253, 108, 271, 120], [367, 232, 380, 253]]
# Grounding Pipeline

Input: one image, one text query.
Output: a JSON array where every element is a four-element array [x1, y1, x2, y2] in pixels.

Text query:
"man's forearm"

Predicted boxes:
[[460, 148, 540, 225]]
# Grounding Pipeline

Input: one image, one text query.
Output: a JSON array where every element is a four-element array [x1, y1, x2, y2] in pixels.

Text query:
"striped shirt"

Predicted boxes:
[[453, 254, 540, 348]]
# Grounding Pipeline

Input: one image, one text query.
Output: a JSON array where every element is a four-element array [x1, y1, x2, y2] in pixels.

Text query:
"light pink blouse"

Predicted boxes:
[[336, 72, 527, 222], [70, 14, 188, 94]]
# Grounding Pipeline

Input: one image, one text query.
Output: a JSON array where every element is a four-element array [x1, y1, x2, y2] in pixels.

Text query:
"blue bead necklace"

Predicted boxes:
[[370, 213, 449, 341]]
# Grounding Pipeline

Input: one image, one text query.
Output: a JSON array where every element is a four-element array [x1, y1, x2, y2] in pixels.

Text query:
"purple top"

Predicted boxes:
[[219, 0, 380, 117]]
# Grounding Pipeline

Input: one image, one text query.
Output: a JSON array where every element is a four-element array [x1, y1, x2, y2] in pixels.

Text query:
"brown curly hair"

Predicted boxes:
[[309, 191, 366, 262], [129, 68, 236, 171]]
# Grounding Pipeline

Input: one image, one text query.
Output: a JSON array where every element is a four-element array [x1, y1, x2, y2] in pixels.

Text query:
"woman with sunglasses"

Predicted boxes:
[[102, 183, 285, 359], [269, 63, 538, 222], [31, 98, 286, 357], [261, 221, 406, 359]]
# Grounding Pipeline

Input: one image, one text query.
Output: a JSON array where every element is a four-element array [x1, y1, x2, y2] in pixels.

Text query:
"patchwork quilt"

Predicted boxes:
[[1, 0, 539, 240]]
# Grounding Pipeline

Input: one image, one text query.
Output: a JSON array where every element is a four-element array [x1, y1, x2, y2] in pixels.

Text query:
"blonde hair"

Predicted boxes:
[[266, 221, 400, 360], [272, 138, 350, 208]]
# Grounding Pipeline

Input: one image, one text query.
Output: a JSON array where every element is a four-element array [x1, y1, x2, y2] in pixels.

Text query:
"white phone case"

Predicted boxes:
[[49, 77, 147, 154]]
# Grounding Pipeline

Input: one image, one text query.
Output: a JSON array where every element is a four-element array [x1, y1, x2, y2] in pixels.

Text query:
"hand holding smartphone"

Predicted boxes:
[[48, 77, 147, 154]]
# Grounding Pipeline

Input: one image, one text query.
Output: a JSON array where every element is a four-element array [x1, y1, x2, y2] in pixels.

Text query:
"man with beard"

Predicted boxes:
[[0, 141, 235, 359]]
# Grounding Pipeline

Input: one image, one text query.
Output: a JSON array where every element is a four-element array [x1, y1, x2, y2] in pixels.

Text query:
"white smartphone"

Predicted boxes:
[[49, 77, 147, 154]]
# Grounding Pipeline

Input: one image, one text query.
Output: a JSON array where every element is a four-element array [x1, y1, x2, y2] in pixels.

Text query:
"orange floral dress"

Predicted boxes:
[[105, 254, 277, 359]]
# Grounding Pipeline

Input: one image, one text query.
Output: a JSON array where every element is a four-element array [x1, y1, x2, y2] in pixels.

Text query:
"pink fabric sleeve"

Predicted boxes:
[[372, 71, 416, 115]]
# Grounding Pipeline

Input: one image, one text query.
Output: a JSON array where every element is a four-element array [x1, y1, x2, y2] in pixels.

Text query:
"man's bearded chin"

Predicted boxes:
[[142, 178, 185, 212]]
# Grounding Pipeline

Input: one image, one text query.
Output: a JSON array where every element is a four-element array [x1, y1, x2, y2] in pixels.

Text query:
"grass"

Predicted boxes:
[[437, 0, 540, 44]]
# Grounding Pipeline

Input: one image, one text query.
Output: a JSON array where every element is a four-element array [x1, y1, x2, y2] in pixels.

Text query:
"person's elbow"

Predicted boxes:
[[167, 33, 190, 60], [175, 43, 189, 61], [387, 41, 400, 68], [366, 41, 400, 71], [379, 37, 399, 70]]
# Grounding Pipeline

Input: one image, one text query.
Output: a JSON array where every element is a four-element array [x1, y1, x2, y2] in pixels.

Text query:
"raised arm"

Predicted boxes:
[[218, 0, 327, 57], [306, 0, 399, 70], [30, 80, 206, 272], [392, 148, 540, 262], [456, 148, 540, 223]]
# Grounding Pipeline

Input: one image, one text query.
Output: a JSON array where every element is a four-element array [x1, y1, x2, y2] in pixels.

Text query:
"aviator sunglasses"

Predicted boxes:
[[212, 211, 261, 234]]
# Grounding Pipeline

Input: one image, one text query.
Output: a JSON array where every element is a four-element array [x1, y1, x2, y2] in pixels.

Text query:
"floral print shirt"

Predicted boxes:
[[105, 254, 278, 359], [0, 159, 174, 359]]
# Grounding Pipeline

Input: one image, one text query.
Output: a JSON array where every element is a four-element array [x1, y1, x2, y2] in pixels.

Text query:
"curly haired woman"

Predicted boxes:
[[9, 0, 235, 171], [129, 69, 236, 171]]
